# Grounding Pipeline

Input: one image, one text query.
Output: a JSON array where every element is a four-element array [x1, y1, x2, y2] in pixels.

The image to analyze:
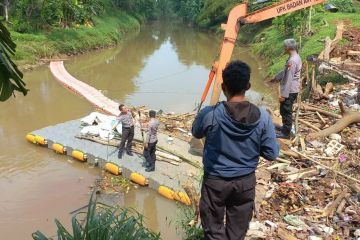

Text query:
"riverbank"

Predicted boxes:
[[237, 11, 360, 76], [11, 10, 141, 71]]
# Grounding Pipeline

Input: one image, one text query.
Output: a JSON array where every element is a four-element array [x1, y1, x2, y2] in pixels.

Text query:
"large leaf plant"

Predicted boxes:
[[0, 20, 27, 102]]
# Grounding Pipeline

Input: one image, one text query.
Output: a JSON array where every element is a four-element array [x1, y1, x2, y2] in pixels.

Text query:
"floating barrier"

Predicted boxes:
[[26, 134, 36, 144], [50, 61, 119, 116], [34, 135, 47, 145], [158, 186, 175, 200], [174, 192, 192, 206], [130, 173, 148, 186], [105, 163, 121, 175], [71, 150, 87, 162], [52, 143, 66, 154]]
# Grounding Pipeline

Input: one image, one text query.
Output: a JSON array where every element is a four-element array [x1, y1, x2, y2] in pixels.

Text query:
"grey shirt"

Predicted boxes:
[[145, 118, 159, 144], [275, 52, 302, 98], [116, 111, 134, 128]]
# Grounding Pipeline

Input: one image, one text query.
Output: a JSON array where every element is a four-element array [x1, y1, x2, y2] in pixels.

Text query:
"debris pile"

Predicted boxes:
[[252, 82, 360, 239], [332, 28, 360, 76]]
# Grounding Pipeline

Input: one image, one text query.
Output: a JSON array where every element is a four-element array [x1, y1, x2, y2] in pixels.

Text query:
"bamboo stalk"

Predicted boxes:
[[300, 104, 342, 119], [299, 119, 321, 131], [316, 111, 326, 124]]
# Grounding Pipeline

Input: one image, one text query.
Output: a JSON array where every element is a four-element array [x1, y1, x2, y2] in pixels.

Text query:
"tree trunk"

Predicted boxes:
[[4, 0, 9, 22], [307, 102, 360, 139], [319, 22, 344, 60]]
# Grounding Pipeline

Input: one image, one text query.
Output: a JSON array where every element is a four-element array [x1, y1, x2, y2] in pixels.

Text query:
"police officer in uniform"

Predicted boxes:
[[114, 104, 136, 158], [142, 110, 159, 172], [274, 39, 302, 139]]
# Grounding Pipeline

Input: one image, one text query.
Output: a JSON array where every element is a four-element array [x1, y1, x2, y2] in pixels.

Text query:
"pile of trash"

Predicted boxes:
[[249, 81, 360, 239], [328, 82, 360, 111], [80, 112, 121, 140]]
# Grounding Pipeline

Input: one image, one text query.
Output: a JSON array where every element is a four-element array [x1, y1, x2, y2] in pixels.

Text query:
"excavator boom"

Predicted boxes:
[[244, 0, 326, 24], [208, 0, 326, 105]]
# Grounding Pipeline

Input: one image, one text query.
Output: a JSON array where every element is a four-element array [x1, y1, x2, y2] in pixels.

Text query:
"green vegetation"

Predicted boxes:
[[12, 10, 140, 67], [32, 194, 160, 240], [317, 72, 349, 86], [1, 0, 168, 67], [178, 206, 204, 240], [172, 0, 359, 76], [252, 10, 360, 75], [0, 20, 27, 101]]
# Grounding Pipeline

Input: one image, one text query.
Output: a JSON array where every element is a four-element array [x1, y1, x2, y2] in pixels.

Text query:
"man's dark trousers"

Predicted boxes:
[[143, 141, 157, 168], [280, 93, 298, 136], [200, 173, 256, 240], [119, 126, 134, 153]]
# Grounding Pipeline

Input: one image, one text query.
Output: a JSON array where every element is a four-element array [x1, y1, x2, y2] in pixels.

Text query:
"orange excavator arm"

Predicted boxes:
[[200, 0, 326, 106]]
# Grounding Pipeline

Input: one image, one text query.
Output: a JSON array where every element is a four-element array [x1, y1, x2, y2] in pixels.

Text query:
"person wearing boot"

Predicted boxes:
[[114, 104, 136, 158], [142, 110, 159, 172], [273, 38, 302, 139]]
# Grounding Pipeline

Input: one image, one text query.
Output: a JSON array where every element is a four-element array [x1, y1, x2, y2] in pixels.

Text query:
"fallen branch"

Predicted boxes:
[[281, 150, 300, 159], [308, 101, 360, 139], [299, 119, 321, 131], [299, 104, 342, 119], [347, 50, 360, 56], [292, 150, 360, 185], [316, 111, 326, 125], [323, 190, 348, 217], [336, 198, 348, 215], [277, 228, 299, 240], [276, 157, 292, 164]]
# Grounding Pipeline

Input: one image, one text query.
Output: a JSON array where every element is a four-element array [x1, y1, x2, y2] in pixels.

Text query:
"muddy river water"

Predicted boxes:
[[0, 22, 275, 239]]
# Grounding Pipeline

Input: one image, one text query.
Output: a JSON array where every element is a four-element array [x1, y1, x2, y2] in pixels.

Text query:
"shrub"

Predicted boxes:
[[32, 194, 161, 240]]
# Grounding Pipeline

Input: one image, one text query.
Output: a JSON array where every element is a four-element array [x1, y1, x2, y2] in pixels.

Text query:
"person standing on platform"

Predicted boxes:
[[114, 104, 136, 159], [142, 110, 159, 172]]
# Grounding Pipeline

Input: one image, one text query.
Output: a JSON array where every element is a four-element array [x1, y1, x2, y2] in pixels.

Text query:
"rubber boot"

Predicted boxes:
[[126, 151, 134, 156], [145, 164, 155, 172], [142, 161, 150, 168], [276, 131, 290, 139], [118, 149, 124, 159]]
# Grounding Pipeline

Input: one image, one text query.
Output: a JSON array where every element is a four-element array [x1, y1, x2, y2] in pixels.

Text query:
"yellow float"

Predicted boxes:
[[71, 150, 87, 162], [104, 163, 121, 175], [34, 135, 47, 145], [52, 143, 66, 154], [26, 134, 36, 144], [130, 173, 148, 186], [174, 192, 191, 206], [158, 186, 175, 200]]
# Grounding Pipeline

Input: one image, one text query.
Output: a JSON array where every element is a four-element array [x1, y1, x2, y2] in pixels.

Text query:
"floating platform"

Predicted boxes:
[[27, 119, 202, 205], [43, 61, 269, 207]]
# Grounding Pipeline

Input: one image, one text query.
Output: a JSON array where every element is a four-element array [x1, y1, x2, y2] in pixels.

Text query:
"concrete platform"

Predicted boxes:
[[30, 119, 201, 195]]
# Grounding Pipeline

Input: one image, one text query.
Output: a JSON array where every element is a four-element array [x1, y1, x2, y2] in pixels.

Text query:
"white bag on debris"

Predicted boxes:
[[80, 112, 121, 140], [81, 126, 100, 136], [80, 112, 116, 126], [98, 122, 116, 140]]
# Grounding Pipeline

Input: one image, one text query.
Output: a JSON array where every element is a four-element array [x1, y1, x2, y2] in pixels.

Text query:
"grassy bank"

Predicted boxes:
[[10, 10, 140, 69], [238, 10, 360, 76]]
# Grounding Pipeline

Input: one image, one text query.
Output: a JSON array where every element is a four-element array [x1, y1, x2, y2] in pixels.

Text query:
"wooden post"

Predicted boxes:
[[308, 6, 312, 32]]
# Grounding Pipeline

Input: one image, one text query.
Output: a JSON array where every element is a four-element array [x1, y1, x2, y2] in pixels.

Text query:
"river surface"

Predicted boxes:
[[0, 22, 274, 239]]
